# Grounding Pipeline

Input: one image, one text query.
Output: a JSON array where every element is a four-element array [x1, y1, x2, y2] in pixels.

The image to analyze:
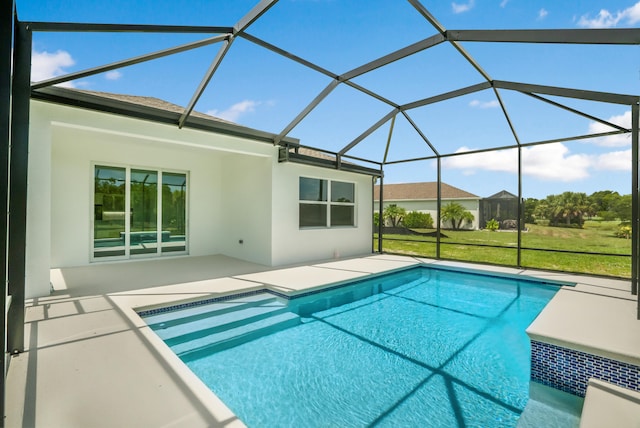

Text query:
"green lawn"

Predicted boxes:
[[375, 221, 632, 278]]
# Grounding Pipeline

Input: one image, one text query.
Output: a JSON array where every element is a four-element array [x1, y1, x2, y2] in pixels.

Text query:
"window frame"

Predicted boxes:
[[299, 176, 356, 229], [91, 162, 189, 262]]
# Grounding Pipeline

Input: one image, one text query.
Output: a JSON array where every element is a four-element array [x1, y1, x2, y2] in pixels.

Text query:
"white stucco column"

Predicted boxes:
[[25, 103, 53, 298]]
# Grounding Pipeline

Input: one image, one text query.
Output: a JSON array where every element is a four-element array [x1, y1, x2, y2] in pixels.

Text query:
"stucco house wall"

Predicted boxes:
[[271, 162, 373, 266], [26, 99, 374, 298]]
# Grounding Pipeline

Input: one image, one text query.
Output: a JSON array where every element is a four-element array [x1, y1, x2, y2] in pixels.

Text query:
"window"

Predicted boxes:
[[299, 177, 355, 228], [93, 165, 187, 260]]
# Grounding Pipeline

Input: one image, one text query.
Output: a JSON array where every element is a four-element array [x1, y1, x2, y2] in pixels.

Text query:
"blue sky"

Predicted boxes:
[[17, 0, 640, 199]]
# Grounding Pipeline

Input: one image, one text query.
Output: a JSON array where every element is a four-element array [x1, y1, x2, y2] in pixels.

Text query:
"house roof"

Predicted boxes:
[[374, 182, 479, 201], [31, 85, 301, 146], [485, 190, 518, 200], [72, 89, 234, 123], [32, 86, 381, 176]]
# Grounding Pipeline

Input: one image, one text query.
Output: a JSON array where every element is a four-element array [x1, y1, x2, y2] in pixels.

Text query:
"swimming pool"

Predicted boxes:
[[141, 266, 563, 427]]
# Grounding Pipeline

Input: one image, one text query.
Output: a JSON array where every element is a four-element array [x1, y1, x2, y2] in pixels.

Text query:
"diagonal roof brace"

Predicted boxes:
[[233, 0, 279, 36], [274, 79, 341, 145], [179, 0, 279, 128], [401, 81, 491, 110], [339, 33, 446, 81], [178, 37, 234, 128], [525, 92, 632, 132], [401, 110, 440, 157], [240, 32, 338, 79], [32, 34, 230, 90], [339, 108, 399, 156]]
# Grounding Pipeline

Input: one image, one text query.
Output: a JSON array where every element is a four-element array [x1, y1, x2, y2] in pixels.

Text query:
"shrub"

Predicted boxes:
[[617, 222, 631, 239], [485, 218, 500, 231], [373, 212, 380, 227], [404, 211, 434, 228]]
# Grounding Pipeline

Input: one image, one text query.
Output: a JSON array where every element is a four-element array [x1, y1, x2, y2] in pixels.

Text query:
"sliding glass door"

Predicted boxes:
[[161, 172, 187, 253], [130, 169, 158, 256], [93, 165, 187, 260], [94, 166, 126, 258]]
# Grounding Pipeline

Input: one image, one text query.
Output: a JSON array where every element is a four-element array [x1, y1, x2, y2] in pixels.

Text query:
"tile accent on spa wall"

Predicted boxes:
[[531, 340, 640, 397]]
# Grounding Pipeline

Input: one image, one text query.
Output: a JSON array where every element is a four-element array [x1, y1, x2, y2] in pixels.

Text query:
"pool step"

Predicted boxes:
[[143, 294, 281, 330], [144, 293, 301, 360], [159, 302, 290, 345], [175, 311, 301, 361]]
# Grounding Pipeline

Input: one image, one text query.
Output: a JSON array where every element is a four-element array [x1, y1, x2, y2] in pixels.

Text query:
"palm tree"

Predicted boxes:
[[441, 202, 474, 230], [383, 204, 406, 227]]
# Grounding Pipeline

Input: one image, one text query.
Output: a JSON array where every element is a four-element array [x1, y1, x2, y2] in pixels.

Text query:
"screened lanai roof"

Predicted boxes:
[[16, 0, 639, 179], [4, 0, 640, 366]]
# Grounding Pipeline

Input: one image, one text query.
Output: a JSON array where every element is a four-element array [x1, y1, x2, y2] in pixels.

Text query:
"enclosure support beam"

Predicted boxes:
[[517, 147, 523, 267], [436, 158, 442, 259], [7, 21, 31, 354], [378, 174, 384, 254], [446, 28, 640, 45], [0, 3, 14, 426], [495, 80, 637, 105], [26, 22, 233, 33], [632, 103, 639, 304]]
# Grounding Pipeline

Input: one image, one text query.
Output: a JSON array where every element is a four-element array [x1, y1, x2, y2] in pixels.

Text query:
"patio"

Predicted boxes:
[[5, 254, 639, 427]]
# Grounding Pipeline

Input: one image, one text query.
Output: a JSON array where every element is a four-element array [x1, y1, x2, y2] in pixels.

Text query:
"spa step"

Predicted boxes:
[[174, 311, 301, 361], [143, 293, 281, 330]]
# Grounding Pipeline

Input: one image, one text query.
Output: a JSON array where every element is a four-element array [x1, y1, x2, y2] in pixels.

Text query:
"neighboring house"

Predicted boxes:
[[25, 88, 376, 298], [479, 190, 520, 229], [373, 182, 480, 230]]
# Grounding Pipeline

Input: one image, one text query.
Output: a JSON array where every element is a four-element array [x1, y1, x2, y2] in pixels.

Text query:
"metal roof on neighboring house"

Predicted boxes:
[[374, 182, 479, 201], [485, 190, 518, 200]]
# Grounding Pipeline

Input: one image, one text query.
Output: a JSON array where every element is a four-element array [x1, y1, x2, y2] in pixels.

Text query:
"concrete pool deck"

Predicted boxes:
[[5, 254, 640, 427]]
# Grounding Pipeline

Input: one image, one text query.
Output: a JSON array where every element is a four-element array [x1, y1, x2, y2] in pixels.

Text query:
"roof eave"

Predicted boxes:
[[30, 86, 300, 146]]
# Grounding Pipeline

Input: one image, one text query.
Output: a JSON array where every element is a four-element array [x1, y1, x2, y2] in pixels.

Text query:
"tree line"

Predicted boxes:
[[377, 190, 631, 232], [525, 190, 631, 227]]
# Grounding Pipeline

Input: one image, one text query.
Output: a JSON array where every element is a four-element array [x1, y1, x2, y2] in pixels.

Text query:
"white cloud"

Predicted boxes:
[[206, 100, 261, 123], [31, 49, 75, 87], [594, 149, 631, 171], [443, 143, 596, 182], [443, 147, 518, 174], [587, 111, 633, 147], [538, 8, 548, 20], [522, 144, 591, 181], [469, 99, 499, 109], [105, 70, 123, 81], [577, 1, 640, 28], [500, 0, 509, 8], [452, 0, 474, 14]]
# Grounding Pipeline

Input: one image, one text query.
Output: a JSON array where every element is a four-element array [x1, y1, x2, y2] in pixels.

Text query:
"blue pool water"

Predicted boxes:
[[142, 266, 562, 427]]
